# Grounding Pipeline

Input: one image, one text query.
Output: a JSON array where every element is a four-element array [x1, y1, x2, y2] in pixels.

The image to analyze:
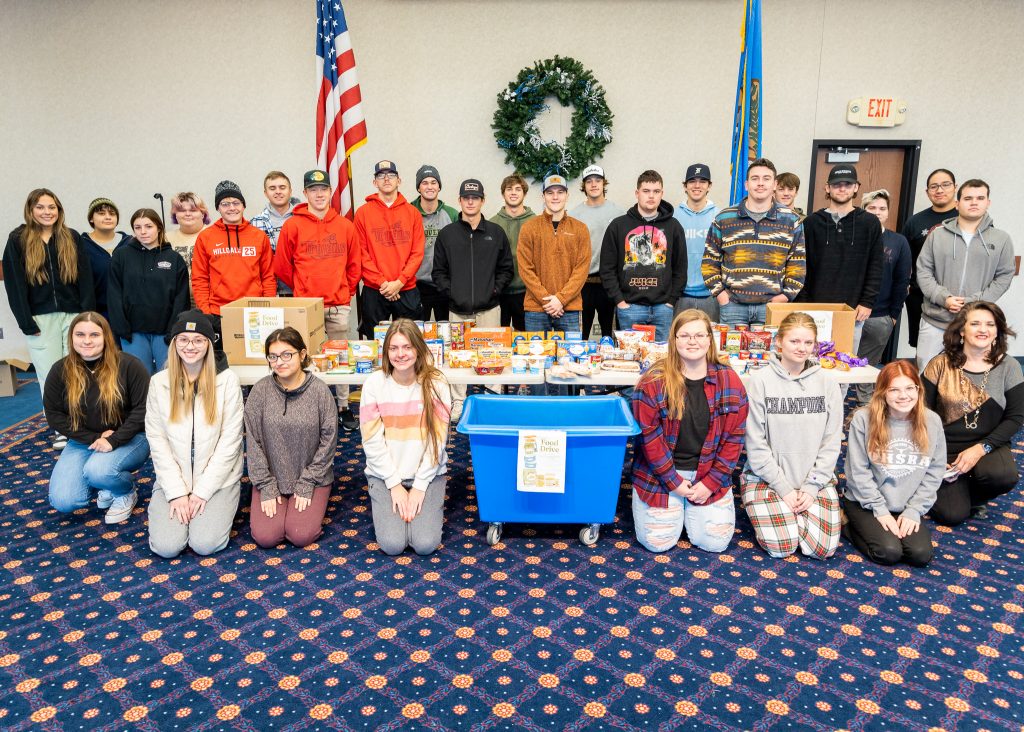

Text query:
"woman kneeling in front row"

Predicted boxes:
[[631, 309, 748, 553], [147, 311, 244, 557], [742, 312, 844, 560], [44, 312, 150, 523], [246, 327, 338, 548], [843, 361, 945, 566], [361, 319, 452, 556]]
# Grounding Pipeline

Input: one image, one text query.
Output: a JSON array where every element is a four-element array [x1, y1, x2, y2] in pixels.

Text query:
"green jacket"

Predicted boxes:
[[489, 206, 536, 293]]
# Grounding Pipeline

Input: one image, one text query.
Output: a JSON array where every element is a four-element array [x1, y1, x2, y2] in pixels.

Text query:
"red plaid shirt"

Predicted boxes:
[[631, 362, 748, 507]]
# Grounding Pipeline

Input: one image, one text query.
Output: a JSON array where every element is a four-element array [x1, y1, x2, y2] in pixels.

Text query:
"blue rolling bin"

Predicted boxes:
[[456, 394, 640, 546]]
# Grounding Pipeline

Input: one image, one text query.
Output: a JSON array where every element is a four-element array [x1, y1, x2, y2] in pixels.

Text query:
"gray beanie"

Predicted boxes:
[[416, 165, 441, 190], [215, 180, 245, 208]]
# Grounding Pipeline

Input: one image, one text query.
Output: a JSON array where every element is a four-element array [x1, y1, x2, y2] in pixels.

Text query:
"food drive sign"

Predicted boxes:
[[517, 430, 567, 493], [846, 96, 907, 127]]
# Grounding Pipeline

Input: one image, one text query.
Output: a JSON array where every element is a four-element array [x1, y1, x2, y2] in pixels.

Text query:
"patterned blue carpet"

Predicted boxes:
[[0, 407, 1022, 731]]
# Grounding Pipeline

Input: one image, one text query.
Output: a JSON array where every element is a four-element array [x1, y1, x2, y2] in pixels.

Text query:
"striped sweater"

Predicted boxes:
[[359, 370, 452, 491], [701, 200, 806, 304]]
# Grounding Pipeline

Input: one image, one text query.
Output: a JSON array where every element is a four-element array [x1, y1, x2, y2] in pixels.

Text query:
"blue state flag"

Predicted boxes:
[[729, 0, 763, 205]]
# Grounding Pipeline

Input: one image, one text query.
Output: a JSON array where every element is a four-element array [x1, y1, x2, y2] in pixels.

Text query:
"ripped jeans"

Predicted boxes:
[[632, 470, 736, 553]]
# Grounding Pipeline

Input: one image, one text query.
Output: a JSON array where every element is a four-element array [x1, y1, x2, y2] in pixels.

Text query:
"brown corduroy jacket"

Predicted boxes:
[[516, 211, 590, 313]]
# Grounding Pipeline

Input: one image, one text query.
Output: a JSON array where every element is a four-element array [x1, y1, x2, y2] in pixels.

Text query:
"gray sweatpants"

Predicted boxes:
[[368, 474, 446, 556], [148, 482, 241, 558]]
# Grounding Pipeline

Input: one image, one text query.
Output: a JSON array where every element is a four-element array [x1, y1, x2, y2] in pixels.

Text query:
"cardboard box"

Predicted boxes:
[[766, 303, 855, 354], [0, 361, 19, 397], [221, 297, 325, 365]]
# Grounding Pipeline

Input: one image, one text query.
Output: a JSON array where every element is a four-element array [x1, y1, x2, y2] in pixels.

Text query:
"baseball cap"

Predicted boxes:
[[374, 160, 398, 176], [827, 164, 859, 185], [581, 165, 605, 181], [685, 164, 712, 182], [459, 179, 484, 198], [303, 169, 330, 189], [542, 174, 568, 192]]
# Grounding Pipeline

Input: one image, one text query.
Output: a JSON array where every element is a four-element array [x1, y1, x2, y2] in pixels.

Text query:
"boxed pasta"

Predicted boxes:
[[477, 347, 513, 367], [446, 350, 478, 369]]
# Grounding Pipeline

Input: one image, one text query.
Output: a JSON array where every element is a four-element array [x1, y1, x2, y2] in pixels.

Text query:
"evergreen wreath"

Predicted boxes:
[[492, 56, 613, 183]]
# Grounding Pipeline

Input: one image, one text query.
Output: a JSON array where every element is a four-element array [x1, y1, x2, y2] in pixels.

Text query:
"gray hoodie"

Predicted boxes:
[[917, 214, 1015, 328], [844, 408, 946, 524], [743, 354, 844, 497]]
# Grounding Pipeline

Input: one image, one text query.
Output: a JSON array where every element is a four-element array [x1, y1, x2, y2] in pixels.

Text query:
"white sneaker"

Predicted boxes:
[[451, 400, 464, 424], [96, 490, 114, 509], [105, 490, 137, 524], [52, 434, 68, 450]]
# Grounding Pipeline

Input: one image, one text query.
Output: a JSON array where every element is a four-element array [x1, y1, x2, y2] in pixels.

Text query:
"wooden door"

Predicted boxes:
[[811, 147, 906, 230]]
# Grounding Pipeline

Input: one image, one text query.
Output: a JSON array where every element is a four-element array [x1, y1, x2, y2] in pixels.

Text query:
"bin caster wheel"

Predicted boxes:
[[579, 525, 600, 546], [486, 524, 503, 546]]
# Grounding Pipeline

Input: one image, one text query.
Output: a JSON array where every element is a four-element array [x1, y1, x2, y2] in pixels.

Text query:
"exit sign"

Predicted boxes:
[[846, 97, 907, 127]]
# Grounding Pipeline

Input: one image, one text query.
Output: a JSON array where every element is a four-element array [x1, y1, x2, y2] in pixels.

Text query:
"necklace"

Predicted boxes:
[[959, 366, 992, 429]]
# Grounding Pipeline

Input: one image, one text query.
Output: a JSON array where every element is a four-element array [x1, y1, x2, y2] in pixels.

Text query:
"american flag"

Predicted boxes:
[[316, 0, 367, 218]]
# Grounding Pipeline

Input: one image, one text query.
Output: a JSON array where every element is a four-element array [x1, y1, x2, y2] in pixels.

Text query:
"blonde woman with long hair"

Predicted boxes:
[[844, 361, 945, 566], [146, 311, 243, 557], [360, 318, 452, 555], [42, 312, 149, 523], [3, 189, 95, 420], [741, 312, 845, 560], [631, 310, 748, 553]]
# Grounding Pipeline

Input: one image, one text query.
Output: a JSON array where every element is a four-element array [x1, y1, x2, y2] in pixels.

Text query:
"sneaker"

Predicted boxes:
[[104, 490, 137, 524], [96, 490, 114, 510], [340, 408, 359, 432], [450, 400, 464, 424], [52, 434, 68, 450], [970, 504, 989, 521]]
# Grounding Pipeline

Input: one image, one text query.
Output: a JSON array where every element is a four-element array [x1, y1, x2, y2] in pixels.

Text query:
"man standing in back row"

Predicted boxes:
[[353, 160, 425, 337], [411, 164, 458, 321], [600, 169, 687, 342], [517, 174, 590, 395], [902, 168, 958, 350], [570, 165, 623, 340], [673, 163, 719, 320], [275, 169, 362, 430], [796, 164, 883, 355], [432, 179, 514, 419], [703, 158, 806, 327]]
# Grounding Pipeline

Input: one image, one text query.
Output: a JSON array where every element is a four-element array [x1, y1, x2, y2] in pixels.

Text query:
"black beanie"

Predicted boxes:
[[215, 180, 245, 208], [166, 309, 218, 344]]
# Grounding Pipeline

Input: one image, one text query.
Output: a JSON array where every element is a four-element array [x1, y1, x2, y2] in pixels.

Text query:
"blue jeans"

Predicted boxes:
[[49, 433, 150, 513], [615, 303, 675, 341], [632, 472, 736, 553], [524, 310, 581, 395], [121, 333, 169, 375], [719, 300, 767, 327]]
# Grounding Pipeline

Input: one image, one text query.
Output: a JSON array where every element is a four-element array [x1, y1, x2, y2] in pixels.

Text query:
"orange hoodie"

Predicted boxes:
[[274, 204, 361, 307], [353, 192, 425, 291], [191, 218, 276, 315]]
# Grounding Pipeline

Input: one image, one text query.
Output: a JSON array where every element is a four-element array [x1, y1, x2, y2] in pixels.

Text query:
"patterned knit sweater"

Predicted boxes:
[[359, 370, 452, 491], [702, 199, 806, 303]]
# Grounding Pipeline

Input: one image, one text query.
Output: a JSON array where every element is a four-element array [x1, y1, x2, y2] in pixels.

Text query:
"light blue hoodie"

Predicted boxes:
[[673, 200, 719, 296]]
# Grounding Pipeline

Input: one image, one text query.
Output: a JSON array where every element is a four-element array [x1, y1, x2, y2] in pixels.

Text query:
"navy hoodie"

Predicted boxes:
[[107, 238, 190, 340], [599, 201, 687, 306]]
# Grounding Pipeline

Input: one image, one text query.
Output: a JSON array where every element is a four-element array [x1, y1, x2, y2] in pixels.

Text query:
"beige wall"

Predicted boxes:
[[3, 0, 1022, 352]]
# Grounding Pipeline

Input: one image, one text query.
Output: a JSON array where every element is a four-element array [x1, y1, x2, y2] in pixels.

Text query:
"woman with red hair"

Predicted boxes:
[[843, 361, 945, 566]]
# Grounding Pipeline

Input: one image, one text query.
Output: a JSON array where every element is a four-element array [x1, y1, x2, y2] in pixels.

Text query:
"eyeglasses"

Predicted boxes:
[[927, 181, 954, 191], [266, 351, 299, 363], [218, 201, 243, 209], [885, 386, 919, 396], [175, 336, 208, 348], [374, 173, 398, 181], [676, 332, 710, 342]]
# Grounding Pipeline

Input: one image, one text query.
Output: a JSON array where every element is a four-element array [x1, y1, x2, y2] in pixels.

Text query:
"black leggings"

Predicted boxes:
[[929, 446, 1018, 526], [842, 497, 933, 567]]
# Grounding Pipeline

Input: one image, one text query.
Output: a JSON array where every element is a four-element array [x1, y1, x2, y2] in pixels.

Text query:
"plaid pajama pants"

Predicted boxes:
[[740, 474, 840, 560]]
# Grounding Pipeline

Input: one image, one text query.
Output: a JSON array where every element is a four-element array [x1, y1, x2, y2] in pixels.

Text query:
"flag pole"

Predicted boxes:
[[346, 154, 356, 218]]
